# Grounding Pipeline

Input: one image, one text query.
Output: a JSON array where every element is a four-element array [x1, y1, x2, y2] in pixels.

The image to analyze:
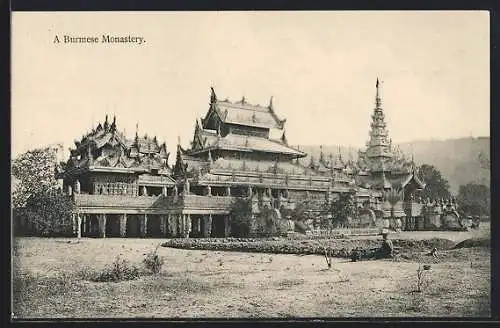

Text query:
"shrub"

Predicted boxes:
[[143, 245, 165, 274], [230, 198, 253, 237], [80, 256, 139, 282], [415, 264, 432, 293]]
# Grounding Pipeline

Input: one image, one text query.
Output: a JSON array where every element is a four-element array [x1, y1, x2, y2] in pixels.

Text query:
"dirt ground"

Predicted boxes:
[[12, 225, 490, 319]]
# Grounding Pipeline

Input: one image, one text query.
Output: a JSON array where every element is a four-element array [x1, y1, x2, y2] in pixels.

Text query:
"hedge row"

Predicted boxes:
[[161, 237, 455, 258]]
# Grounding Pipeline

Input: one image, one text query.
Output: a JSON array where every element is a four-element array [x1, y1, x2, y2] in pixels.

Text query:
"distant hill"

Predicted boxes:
[[298, 136, 490, 194]]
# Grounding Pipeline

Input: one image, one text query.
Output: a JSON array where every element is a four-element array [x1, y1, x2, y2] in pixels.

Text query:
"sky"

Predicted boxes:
[[11, 11, 489, 163]]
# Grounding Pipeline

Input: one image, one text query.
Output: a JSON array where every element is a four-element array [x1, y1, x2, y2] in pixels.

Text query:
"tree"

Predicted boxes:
[[478, 152, 490, 170], [417, 164, 451, 200], [288, 200, 315, 221], [229, 198, 253, 237], [17, 189, 75, 236], [323, 191, 357, 229], [12, 146, 74, 236], [12, 147, 62, 208], [457, 183, 490, 217], [477, 152, 490, 185]]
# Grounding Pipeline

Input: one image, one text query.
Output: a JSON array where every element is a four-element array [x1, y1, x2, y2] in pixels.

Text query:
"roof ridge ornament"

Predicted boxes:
[[210, 86, 217, 104], [281, 130, 288, 145]]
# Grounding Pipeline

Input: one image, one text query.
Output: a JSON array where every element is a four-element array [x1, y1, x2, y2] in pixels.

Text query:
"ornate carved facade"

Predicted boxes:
[[59, 81, 463, 238]]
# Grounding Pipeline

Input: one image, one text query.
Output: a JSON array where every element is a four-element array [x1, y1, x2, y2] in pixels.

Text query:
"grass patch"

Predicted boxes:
[[79, 256, 139, 283], [453, 238, 491, 249], [13, 237, 491, 318], [276, 278, 305, 289]]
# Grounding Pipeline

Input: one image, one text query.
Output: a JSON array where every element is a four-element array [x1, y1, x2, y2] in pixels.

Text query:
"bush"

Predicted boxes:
[[16, 190, 75, 237], [80, 256, 139, 282], [143, 245, 165, 274], [230, 198, 253, 237]]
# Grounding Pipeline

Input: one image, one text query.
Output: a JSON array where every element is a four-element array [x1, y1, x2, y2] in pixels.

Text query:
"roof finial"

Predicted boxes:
[[104, 114, 109, 131], [241, 96, 246, 104], [208, 148, 213, 164], [319, 145, 325, 163], [375, 77, 383, 109], [111, 115, 116, 131], [281, 130, 288, 145], [269, 96, 274, 110], [210, 86, 217, 103]]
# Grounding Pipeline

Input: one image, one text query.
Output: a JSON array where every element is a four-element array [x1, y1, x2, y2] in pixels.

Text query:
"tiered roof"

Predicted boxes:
[[191, 132, 305, 157], [189, 88, 306, 158], [66, 115, 170, 175]]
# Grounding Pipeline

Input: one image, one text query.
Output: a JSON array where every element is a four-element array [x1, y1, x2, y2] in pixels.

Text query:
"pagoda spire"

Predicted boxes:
[[365, 78, 393, 169], [319, 145, 325, 164], [309, 156, 316, 170]]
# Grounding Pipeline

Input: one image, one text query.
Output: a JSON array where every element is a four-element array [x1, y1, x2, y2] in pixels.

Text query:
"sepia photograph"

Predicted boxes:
[[11, 10, 490, 319]]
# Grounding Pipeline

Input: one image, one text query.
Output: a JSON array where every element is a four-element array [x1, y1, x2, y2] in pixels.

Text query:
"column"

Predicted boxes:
[[177, 214, 182, 237], [167, 213, 173, 237], [72, 214, 77, 236], [197, 217, 202, 235], [226, 186, 231, 196], [207, 185, 212, 196], [77, 214, 82, 239], [160, 215, 167, 236], [120, 214, 127, 237], [204, 214, 212, 238], [82, 214, 87, 236], [141, 214, 148, 238], [99, 214, 107, 238], [186, 214, 191, 238], [224, 215, 231, 237]]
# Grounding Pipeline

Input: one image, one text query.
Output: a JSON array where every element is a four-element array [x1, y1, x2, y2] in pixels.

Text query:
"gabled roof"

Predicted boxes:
[[202, 89, 286, 130], [214, 100, 285, 130], [398, 171, 426, 190]]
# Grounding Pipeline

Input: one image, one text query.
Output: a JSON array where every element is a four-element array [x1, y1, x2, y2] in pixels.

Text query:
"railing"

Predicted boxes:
[[74, 194, 167, 209], [138, 175, 175, 184], [182, 194, 236, 209]]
